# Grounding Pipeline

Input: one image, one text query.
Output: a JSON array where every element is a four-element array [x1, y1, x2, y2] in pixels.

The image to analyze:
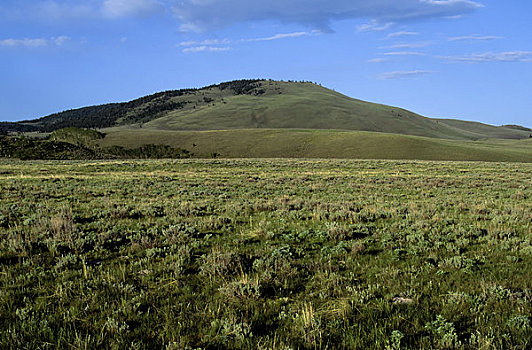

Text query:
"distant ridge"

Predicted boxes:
[[502, 124, 532, 132], [2, 79, 530, 140]]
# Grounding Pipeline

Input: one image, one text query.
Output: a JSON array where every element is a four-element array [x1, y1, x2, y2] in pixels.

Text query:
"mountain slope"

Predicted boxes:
[[115, 80, 530, 140], [5, 80, 530, 140]]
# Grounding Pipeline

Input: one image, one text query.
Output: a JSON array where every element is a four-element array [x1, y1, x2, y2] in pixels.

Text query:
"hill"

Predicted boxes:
[[4, 80, 530, 140], [97, 129, 532, 162]]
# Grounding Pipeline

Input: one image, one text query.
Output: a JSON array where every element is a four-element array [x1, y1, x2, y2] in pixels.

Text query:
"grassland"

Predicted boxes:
[[0, 159, 530, 349], [99, 128, 532, 162]]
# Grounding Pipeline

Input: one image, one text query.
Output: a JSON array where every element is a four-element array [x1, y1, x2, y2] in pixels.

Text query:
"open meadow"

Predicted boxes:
[[0, 159, 530, 349]]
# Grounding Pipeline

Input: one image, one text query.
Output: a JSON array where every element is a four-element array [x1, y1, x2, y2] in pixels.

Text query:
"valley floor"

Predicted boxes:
[[0, 159, 531, 348], [99, 128, 532, 162]]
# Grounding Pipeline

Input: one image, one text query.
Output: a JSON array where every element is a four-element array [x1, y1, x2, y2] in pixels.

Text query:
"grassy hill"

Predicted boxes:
[[98, 129, 532, 162], [3, 79, 531, 162], [7, 80, 530, 140], [142, 81, 530, 140], [434, 119, 531, 140]]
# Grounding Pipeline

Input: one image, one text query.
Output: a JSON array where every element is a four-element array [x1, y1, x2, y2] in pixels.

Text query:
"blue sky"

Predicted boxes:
[[1, 0, 531, 127]]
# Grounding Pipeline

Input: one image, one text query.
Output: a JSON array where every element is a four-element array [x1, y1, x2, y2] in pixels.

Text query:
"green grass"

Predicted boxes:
[[0, 159, 531, 349], [435, 119, 532, 139], [98, 128, 532, 162]]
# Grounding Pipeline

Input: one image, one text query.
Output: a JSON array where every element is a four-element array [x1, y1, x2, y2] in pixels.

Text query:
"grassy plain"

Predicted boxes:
[[99, 128, 532, 162], [0, 159, 531, 349]]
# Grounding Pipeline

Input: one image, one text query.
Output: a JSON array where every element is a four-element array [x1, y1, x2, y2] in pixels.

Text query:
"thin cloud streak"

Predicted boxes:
[[368, 58, 388, 63], [179, 30, 316, 50], [378, 70, 431, 80], [179, 39, 231, 47], [384, 51, 427, 56], [448, 34, 503, 41], [0, 38, 47, 48], [357, 21, 394, 32], [386, 31, 420, 39], [440, 51, 532, 62], [385, 42, 432, 49], [182, 46, 231, 53], [242, 31, 320, 42], [0, 36, 70, 48]]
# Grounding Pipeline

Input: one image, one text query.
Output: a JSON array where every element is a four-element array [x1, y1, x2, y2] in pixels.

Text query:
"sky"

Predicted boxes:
[[1, 0, 531, 127]]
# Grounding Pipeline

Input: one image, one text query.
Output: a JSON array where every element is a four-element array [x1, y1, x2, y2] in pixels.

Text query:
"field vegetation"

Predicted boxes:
[[0, 159, 530, 348], [99, 128, 532, 163], [0, 133, 192, 160]]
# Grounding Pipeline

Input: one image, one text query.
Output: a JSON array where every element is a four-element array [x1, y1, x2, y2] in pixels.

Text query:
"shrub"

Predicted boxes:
[[425, 315, 461, 349]]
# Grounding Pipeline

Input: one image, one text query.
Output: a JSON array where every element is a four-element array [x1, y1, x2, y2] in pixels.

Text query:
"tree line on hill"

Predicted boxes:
[[3, 80, 268, 133]]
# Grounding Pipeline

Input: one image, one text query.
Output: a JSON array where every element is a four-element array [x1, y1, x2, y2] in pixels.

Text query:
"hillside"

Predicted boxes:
[[4, 80, 530, 140], [98, 129, 532, 162]]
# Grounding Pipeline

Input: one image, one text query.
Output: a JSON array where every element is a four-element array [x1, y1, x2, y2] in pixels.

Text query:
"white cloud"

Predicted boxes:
[[385, 42, 432, 49], [440, 51, 532, 62], [179, 40, 198, 46], [179, 39, 230, 46], [378, 70, 431, 79], [384, 51, 427, 56], [386, 31, 420, 39], [357, 21, 394, 32], [179, 31, 318, 49], [368, 58, 388, 63], [0, 36, 70, 48], [173, 0, 483, 32], [182, 46, 231, 53], [53, 36, 70, 46], [242, 31, 319, 42], [447, 34, 503, 41], [0, 38, 48, 48], [4, 0, 482, 29], [102, 0, 163, 18]]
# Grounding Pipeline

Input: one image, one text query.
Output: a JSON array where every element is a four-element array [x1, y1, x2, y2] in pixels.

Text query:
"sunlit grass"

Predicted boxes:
[[0, 159, 530, 348]]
